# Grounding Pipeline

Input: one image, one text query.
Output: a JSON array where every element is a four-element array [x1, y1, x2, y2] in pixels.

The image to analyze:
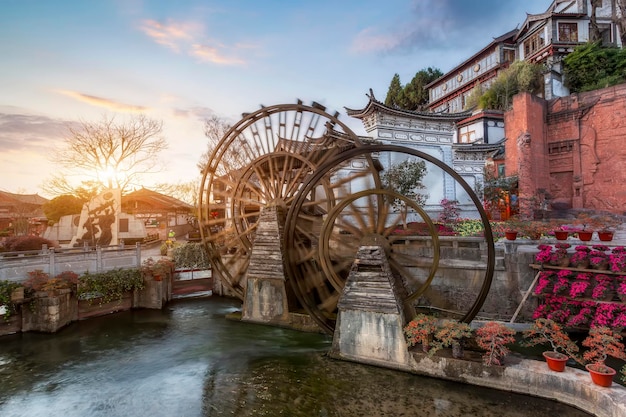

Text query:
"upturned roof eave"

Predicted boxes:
[[345, 91, 472, 121]]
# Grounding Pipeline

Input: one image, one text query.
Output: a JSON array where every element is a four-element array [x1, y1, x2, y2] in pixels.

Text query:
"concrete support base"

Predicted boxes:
[[242, 206, 291, 326], [329, 245, 412, 369]]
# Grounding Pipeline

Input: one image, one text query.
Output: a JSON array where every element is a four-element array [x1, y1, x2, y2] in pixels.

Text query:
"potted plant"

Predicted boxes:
[[521, 318, 581, 371], [571, 245, 591, 269], [404, 313, 438, 353], [573, 212, 594, 241], [594, 214, 620, 242], [581, 326, 626, 387], [609, 247, 626, 272], [429, 319, 473, 359], [475, 321, 516, 366], [550, 221, 570, 240], [141, 257, 174, 281]]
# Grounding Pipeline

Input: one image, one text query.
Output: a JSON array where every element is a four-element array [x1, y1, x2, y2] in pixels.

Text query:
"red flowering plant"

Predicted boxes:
[[582, 326, 626, 369], [475, 321, 516, 366], [403, 313, 438, 350], [522, 318, 581, 363], [566, 300, 596, 327], [591, 274, 613, 300], [534, 244, 553, 264]]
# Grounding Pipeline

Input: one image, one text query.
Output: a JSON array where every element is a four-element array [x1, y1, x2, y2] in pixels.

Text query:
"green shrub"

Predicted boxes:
[[78, 268, 144, 304]]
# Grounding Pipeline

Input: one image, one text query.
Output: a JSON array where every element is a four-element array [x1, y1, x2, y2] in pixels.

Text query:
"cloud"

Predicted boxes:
[[56, 90, 148, 112], [350, 0, 530, 55], [0, 111, 69, 152], [139, 18, 249, 66], [190, 44, 245, 65], [172, 106, 218, 121], [139, 19, 202, 53]]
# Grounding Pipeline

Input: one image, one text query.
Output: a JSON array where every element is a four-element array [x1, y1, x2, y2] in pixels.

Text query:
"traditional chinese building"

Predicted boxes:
[[427, 0, 623, 112], [346, 91, 502, 218]]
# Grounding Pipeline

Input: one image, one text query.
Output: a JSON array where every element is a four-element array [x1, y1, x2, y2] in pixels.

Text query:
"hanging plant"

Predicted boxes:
[[0, 280, 22, 321]]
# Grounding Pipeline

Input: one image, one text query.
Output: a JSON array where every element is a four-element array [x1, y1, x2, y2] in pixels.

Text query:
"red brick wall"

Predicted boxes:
[[505, 84, 626, 216], [504, 93, 548, 218]]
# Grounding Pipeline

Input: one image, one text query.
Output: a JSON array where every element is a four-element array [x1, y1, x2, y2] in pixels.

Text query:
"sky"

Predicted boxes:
[[0, 0, 550, 198]]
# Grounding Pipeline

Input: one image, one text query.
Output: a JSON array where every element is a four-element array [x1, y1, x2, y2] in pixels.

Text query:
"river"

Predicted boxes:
[[0, 296, 590, 417]]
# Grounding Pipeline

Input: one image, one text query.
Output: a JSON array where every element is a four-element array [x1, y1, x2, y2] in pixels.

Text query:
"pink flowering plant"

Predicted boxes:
[[589, 250, 608, 267], [591, 274, 613, 300], [612, 306, 626, 328], [617, 276, 626, 296], [609, 252, 626, 272], [569, 280, 590, 298], [570, 245, 590, 266], [552, 270, 572, 295], [534, 244, 553, 264], [591, 303, 620, 328], [533, 296, 571, 325], [575, 272, 592, 281], [533, 271, 555, 295], [566, 300, 596, 327]]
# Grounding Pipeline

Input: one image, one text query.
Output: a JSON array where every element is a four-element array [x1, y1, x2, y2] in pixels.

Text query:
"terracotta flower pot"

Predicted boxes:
[[543, 351, 568, 372], [577, 231, 593, 241], [505, 231, 518, 240], [598, 231, 614, 242], [554, 230, 569, 240], [586, 363, 616, 387]]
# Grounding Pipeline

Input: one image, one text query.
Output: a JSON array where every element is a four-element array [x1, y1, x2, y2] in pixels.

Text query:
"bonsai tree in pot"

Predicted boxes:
[[429, 319, 473, 359], [475, 321, 516, 366], [581, 326, 626, 387], [521, 318, 581, 372], [404, 313, 438, 353]]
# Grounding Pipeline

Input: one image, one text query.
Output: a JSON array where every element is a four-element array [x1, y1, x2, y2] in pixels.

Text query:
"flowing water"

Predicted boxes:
[[0, 297, 590, 417]]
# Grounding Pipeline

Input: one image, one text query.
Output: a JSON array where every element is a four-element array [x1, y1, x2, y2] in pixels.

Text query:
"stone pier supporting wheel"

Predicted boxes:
[[284, 144, 495, 334], [198, 101, 360, 300]]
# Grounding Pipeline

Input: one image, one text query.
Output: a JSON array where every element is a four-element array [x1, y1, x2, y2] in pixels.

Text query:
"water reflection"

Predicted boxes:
[[0, 297, 589, 417]]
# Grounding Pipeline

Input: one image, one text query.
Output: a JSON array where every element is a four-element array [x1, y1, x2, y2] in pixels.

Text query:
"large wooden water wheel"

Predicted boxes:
[[283, 144, 496, 334], [198, 101, 361, 299]]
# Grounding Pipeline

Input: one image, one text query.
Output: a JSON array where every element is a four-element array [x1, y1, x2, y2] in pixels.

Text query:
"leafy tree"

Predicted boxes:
[[384, 73, 404, 108], [42, 194, 86, 225], [478, 61, 543, 110], [380, 159, 428, 227], [402, 67, 443, 110], [563, 42, 626, 93], [464, 84, 484, 111], [46, 114, 167, 195], [384, 68, 442, 110]]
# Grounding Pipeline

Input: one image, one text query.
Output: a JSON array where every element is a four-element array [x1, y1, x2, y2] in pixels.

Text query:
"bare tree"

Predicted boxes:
[[154, 180, 199, 207], [46, 114, 167, 195], [614, 0, 626, 45], [197, 114, 232, 173]]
